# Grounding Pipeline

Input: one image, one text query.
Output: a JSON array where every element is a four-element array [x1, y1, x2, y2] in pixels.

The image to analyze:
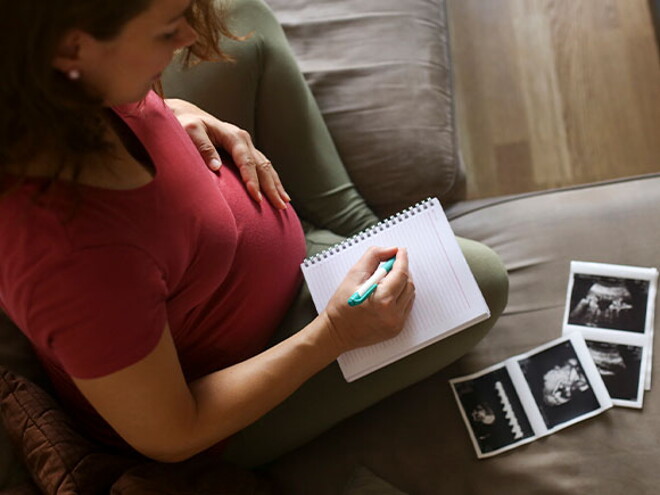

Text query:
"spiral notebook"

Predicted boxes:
[[301, 197, 490, 382]]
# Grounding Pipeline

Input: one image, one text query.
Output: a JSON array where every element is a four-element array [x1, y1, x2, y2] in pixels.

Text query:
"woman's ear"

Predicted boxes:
[[51, 30, 85, 74]]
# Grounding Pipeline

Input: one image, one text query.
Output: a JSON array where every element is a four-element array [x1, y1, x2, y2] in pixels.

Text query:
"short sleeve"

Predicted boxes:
[[26, 245, 168, 379]]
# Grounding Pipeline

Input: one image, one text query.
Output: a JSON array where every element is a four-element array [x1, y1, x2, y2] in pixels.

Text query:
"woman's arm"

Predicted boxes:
[[72, 246, 414, 463]]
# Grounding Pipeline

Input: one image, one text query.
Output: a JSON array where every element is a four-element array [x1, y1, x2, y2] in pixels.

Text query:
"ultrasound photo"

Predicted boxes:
[[452, 366, 534, 456], [519, 340, 600, 429], [567, 274, 650, 333], [452, 334, 612, 458], [585, 340, 643, 404]]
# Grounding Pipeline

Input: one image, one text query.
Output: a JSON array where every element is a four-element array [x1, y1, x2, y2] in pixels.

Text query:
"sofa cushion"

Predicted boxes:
[[343, 466, 409, 495], [0, 366, 276, 494], [264, 0, 464, 216], [110, 456, 273, 495], [266, 174, 660, 494], [0, 314, 53, 491], [0, 367, 137, 494]]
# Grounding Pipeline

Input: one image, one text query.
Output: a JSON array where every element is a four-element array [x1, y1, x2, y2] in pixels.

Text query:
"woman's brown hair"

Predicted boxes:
[[0, 0, 236, 193]]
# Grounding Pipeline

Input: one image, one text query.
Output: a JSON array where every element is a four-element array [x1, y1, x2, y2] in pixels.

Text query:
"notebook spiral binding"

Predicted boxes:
[[302, 197, 435, 268]]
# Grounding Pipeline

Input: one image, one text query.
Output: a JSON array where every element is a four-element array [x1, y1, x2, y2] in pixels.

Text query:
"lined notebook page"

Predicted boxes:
[[301, 198, 490, 382]]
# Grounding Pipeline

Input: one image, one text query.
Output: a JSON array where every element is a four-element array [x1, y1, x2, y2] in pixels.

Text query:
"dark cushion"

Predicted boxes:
[[0, 482, 40, 495], [0, 313, 53, 491], [0, 367, 137, 494], [0, 366, 275, 494]]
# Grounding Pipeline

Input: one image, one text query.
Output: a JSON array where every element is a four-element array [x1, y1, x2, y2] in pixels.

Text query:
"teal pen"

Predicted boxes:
[[347, 256, 397, 306]]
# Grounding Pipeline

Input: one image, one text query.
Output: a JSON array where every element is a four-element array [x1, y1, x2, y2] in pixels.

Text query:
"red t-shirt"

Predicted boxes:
[[0, 91, 306, 448]]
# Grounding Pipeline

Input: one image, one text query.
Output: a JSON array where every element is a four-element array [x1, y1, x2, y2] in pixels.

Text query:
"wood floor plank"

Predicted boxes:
[[511, 0, 573, 189], [447, 0, 660, 199]]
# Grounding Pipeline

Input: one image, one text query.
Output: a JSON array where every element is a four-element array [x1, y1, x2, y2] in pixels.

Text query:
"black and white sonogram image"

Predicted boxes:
[[585, 340, 643, 402], [568, 274, 649, 333], [453, 367, 534, 455], [519, 341, 600, 429]]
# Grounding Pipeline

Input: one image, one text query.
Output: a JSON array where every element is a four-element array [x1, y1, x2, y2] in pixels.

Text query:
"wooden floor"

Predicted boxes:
[[447, 0, 660, 199]]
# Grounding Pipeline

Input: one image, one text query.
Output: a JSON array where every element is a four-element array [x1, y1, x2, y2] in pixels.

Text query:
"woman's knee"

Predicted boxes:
[[229, 0, 281, 35], [457, 237, 509, 319]]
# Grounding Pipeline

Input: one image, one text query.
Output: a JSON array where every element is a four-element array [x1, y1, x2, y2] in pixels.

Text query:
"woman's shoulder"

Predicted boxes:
[[113, 90, 173, 124], [112, 90, 200, 166], [0, 196, 164, 327], [0, 182, 139, 256], [0, 187, 78, 265]]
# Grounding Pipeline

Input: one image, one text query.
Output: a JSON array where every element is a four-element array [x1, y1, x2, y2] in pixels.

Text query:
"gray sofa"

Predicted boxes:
[[257, 0, 660, 493], [1, 0, 658, 493]]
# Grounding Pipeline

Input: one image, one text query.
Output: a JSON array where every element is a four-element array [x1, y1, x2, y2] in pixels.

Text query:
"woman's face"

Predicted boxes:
[[60, 0, 198, 106]]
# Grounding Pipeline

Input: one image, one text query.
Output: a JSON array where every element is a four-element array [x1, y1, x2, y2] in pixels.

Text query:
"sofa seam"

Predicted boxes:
[[447, 173, 660, 221], [441, 0, 461, 199]]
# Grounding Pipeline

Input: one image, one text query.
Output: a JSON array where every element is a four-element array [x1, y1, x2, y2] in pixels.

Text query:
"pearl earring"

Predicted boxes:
[[68, 69, 81, 80]]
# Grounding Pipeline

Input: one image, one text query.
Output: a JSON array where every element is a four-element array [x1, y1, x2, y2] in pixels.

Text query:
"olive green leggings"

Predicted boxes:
[[163, 0, 508, 468]]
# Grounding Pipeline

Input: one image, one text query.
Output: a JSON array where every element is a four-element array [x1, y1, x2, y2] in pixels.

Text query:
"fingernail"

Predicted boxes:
[[210, 159, 222, 170]]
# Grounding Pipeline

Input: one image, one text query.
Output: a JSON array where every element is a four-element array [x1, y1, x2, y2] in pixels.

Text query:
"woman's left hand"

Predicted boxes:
[[165, 98, 290, 210]]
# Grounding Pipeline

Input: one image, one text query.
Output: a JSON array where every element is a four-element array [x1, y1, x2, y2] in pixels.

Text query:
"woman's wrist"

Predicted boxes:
[[305, 312, 350, 361]]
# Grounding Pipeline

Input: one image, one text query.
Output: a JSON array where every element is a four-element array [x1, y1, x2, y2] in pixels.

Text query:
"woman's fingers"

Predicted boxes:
[[323, 247, 416, 352], [166, 98, 291, 209], [183, 120, 223, 171], [378, 248, 413, 301], [348, 246, 400, 285], [213, 125, 290, 210]]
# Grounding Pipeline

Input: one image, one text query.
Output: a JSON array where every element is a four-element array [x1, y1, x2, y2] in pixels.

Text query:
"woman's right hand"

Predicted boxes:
[[322, 246, 415, 354]]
